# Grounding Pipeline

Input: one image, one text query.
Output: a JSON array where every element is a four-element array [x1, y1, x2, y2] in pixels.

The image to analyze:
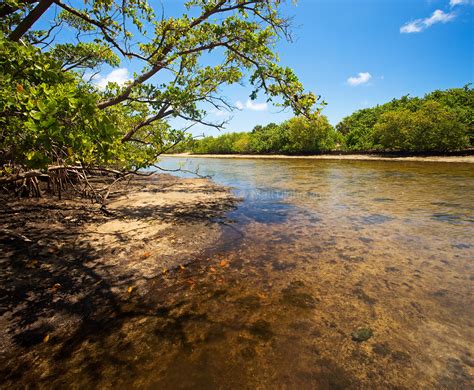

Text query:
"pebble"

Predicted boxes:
[[352, 327, 373, 342]]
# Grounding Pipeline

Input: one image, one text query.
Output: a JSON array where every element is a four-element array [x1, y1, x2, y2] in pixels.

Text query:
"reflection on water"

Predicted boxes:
[[31, 158, 474, 388]]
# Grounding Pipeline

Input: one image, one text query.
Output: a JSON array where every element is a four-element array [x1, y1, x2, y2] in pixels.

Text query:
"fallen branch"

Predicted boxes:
[[151, 164, 211, 179]]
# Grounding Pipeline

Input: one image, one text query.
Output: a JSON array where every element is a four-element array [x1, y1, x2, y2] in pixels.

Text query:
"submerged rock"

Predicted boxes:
[[372, 342, 390, 357], [235, 295, 261, 309], [281, 282, 317, 309], [352, 327, 373, 342], [279, 280, 319, 309], [391, 350, 411, 363], [282, 291, 317, 308], [272, 261, 296, 271], [249, 319, 274, 341]]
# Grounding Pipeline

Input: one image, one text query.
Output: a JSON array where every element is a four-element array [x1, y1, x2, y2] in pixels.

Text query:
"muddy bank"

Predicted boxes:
[[0, 174, 237, 386], [165, 153, 474, 163]]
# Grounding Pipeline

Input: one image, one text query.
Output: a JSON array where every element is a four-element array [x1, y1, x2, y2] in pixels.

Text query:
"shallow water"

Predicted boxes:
[[23, 158, 472, 388], [147, 157, 474, 388]]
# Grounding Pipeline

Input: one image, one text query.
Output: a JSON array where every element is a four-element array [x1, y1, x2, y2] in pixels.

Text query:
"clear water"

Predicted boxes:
[[26, 157, 474, 388], [148, 157, 474, 389]]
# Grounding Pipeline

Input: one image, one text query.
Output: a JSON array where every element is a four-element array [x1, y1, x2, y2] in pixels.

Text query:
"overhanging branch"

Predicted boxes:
[[8, 0, 54, 42]]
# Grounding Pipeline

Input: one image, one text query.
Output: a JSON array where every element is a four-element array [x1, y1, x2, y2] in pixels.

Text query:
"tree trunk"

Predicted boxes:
[[0, 0, 39, 18], [8, 0, 54, 42]]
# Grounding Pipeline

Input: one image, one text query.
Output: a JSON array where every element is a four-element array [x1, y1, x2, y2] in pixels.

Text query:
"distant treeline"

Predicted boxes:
[[172, 85, 473, 154]]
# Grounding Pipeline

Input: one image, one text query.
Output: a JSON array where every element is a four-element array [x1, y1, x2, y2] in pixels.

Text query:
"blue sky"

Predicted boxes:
[[276, 0, 474, 126], [37, 0, 473, 135], [221, 0, 474, 133]]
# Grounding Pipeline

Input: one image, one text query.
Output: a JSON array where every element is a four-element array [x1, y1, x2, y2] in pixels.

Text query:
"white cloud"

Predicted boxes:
[[400, 9, 456, 33], [210, 109, 228, 117], [235, 99, 268, 111], [400, 21, 424, 33], [347, 72, 372, 86], [245, 100, 268, 111], [93, 68, 131, 89], [450, 0, 474, 6], [425, 9, 456, 25]]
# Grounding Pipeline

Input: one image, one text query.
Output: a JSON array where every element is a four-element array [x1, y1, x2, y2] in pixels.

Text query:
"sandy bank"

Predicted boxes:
[[82, 174, 237, 286], [0, 174, 237, 381], [164, 153, 474, 163]]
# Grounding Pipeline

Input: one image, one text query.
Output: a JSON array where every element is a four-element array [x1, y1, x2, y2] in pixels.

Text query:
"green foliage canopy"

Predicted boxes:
[[0, 34, 121, 170], [190, 115, 340, 154], [373, 101, 469, 152], [185, 86, 472, 155], [0, 0, 320, 174], [337, 86, 472, 151]]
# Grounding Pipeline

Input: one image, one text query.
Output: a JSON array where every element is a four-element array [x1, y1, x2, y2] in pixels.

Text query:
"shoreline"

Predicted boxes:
[[0, 174, 237, 386], [163, 153, 474, 163]]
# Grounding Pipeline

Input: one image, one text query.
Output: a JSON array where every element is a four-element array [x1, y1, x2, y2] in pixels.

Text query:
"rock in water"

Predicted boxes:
[[352, 327, 373, 342]]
